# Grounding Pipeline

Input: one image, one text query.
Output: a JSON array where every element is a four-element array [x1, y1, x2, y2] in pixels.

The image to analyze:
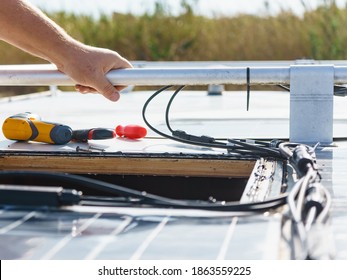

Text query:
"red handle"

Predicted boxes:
[[115, 124, 147, 139]]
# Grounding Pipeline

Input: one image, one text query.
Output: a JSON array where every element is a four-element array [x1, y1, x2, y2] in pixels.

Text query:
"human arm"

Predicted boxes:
[[0, 0, 132, 101]]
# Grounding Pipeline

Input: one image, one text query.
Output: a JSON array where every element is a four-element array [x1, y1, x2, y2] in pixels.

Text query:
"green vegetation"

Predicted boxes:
[[1, 0, 347, 95]]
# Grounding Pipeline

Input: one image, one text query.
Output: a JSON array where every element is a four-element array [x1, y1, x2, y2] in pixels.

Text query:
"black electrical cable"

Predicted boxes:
[[142, 86, 237, 151], [165, 89, 273, 148], [280, 141, 332, 259], [227, 138, 283, 158], [163, 86, 284, 157], [143, 85, 284, 159], [0, 170, 288, 212], [164, 85, 237, 148], [0, 170, 187, 206], [165, 85, 185, 134]]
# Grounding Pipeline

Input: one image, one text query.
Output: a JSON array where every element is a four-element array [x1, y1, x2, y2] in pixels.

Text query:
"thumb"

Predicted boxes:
[[96, 77, 120, 102]]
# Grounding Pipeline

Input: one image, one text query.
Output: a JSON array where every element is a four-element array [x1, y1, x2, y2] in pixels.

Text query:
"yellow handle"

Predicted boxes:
[[31, 120, 59, 144], [2, 114, 72, 144], [2, 118, 34, 141]]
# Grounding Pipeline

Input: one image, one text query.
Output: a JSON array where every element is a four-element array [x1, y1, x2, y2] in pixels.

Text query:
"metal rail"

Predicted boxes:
[[0, 64, 347, 86], [0, 65, 290, 86], [1, 63, 346, 143]]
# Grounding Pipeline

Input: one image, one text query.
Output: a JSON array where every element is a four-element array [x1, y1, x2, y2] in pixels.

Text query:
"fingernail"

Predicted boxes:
[[109, 91, 120, 102]]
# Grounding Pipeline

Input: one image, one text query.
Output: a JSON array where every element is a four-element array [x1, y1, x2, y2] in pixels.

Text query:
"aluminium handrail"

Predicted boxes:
[[0, 63, 344, 143], [1, 64, 347, 86], [0, 65, 289, 86]]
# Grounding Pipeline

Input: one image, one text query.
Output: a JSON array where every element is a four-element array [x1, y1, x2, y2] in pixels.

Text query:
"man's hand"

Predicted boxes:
[[0, 0, 133, 102], [59, 45, 133, 102]]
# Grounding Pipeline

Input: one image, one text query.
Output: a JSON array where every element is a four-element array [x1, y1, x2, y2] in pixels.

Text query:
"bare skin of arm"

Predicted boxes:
[[0, 0, 132, 101]]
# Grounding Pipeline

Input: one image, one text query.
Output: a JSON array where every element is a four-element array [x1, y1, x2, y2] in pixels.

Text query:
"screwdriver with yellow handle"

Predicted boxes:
[[2, 113, 146, 145], [2, 112, 73, 145]]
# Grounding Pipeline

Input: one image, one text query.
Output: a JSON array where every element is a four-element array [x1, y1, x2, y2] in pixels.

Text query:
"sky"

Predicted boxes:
[[27, 0, 347, 17]]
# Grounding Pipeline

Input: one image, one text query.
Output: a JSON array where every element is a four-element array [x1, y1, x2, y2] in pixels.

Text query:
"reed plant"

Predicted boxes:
[[1, 0, 347, 95]]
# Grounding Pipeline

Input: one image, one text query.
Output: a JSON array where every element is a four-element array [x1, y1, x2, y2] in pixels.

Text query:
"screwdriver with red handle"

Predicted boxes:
[[72, 128, 116, 142], [72, 125, 147, 142], [115, 124, 147, 139]]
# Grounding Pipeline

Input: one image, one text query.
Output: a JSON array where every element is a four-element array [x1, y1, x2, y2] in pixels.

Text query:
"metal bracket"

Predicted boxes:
[[290, 65, 334, 144]]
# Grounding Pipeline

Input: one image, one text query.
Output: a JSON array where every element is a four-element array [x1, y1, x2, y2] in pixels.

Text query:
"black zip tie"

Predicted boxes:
[[246, 67, 250, 111]]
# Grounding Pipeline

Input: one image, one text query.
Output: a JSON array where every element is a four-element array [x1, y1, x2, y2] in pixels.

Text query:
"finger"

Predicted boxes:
[[93, 77, 120, 102], [75, 83, 122, 101]]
